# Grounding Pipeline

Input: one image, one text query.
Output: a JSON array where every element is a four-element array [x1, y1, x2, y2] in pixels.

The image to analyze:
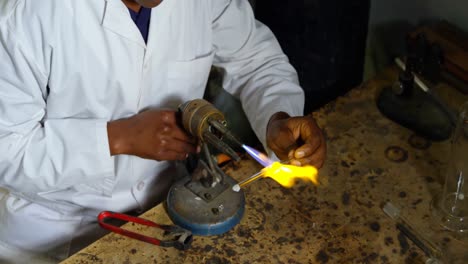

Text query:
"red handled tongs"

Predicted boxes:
[[97, 211, 193, 250]]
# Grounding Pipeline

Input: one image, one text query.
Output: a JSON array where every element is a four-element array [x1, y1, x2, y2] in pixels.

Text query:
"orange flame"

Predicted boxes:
[[238, 145, 319, 189], [262, 162, 319, 187]]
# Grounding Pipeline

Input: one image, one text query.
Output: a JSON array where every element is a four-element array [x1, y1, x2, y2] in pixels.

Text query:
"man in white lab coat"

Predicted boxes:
[[0, 0, 326, 262]]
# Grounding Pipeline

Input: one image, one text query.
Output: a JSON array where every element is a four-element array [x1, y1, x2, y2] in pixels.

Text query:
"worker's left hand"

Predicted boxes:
[[266, 112, 326, 168]]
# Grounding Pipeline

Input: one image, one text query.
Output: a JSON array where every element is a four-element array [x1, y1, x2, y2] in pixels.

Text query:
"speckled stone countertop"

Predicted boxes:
[[62, 69, 468, 264]]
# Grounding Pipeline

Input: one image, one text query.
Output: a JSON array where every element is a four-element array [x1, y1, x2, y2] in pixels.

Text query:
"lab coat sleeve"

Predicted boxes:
[[0, 22, 115, 194], [211, 0, 305, 151]]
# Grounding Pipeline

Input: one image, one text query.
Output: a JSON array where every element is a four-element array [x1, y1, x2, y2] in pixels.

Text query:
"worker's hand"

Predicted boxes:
[[266, 112, 326, 168], [107, 109, 198, 161]]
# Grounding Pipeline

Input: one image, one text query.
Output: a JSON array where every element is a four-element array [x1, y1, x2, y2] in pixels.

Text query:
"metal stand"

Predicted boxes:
[[166, 99, 246, 236]]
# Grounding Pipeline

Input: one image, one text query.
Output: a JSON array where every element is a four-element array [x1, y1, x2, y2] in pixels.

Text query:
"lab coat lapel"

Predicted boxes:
[[145, 0, 177, 59], [102, 0, 146, 48]]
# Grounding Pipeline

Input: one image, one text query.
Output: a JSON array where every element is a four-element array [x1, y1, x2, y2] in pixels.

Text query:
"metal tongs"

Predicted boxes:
[[97, 211, 193, 250]]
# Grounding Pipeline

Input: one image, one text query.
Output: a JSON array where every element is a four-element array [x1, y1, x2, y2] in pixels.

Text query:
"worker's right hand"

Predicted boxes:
[[107, 109, 198, 161]]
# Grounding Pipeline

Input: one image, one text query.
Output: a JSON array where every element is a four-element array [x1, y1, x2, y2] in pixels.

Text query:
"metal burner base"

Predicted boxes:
[[166, 176, 245, 236]]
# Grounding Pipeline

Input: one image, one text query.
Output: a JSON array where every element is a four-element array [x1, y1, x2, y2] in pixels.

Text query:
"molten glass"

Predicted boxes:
[[262, 162, 318, 187], [232, 145, 319, 191]]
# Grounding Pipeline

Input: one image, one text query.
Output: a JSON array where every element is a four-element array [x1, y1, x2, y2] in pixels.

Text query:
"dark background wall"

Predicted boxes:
[[254, 0, 371, 114], [252, 0, 468, 113], [368, 0, 468, 31], [364, 0, 468, 80]]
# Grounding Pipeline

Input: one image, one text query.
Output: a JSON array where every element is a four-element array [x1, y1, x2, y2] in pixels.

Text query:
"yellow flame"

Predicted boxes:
[[261, 162, 319, 187]]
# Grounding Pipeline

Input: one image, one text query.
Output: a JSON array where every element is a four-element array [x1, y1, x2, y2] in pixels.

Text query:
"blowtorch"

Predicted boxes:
[[166, 99, 246, 236]]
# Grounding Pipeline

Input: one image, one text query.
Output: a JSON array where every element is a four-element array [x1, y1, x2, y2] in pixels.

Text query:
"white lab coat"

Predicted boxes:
[[0, 0, 304, 261]]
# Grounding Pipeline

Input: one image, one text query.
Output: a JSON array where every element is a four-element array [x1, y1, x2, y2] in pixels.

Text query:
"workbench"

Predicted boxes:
[[62, 68, 468, 264]]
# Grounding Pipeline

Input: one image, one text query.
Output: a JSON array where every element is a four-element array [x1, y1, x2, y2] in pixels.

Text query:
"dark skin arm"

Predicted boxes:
[[266, 112, 326, 168], [107, 109, 326, 165], [107, 110, 198, 161]]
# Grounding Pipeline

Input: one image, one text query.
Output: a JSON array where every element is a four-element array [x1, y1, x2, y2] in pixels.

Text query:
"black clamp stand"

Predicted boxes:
[[377, 53, 454, 141]]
